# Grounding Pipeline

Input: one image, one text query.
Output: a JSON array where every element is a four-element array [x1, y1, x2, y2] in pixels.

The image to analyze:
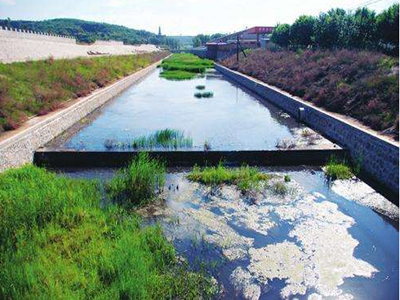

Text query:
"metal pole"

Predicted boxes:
[[237, 34, 239, 62]]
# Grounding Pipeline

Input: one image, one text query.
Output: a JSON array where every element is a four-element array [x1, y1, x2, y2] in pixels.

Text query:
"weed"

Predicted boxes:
[[160, 53, 214, 80], [203, 140, 212, 151], [284, 175, 291, 182], [196, 85, 206, 90], [187, 163, 272, 192], [271, 181, 289, 196], [324, 156, 354, 180], [0, 164, 214, 299], [107, 152, 166, 208], [194, 92, 214, 98]]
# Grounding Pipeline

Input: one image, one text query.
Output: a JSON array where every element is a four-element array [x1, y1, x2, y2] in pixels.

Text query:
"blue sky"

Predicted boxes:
[[0, 0, 397, 35]]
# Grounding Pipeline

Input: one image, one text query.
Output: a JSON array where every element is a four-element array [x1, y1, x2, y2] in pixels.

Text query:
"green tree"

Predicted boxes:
[[314, 8, 347, 48], [376, 3, 399, 54], [289, 15, 316, 48], [346, 8, 377, 49], [271, 24, 291, 47]]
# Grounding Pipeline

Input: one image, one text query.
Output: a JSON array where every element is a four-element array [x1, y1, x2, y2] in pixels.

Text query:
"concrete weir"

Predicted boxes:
[[215, 64, 399, 199], [0, 58, 165, 172], [33, 149, 348, 168]]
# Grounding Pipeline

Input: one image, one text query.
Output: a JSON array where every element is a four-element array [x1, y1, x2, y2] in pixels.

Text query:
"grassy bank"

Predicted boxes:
[[0, 52, 169, 132], [0, 156, 214, 299], [160, 53, 213, 80], [222, 49, 399, 135]]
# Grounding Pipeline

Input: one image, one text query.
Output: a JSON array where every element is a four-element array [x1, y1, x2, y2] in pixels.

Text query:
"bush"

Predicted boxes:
[[107, 153, 166, 208]]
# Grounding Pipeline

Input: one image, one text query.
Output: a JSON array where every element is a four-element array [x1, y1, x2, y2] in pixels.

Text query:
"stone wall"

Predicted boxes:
[[215, 64, 399, 197], [0, 59, 163, 172]]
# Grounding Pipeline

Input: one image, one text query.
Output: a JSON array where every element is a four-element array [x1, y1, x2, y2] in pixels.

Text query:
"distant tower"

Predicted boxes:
[[158, 26, 162, 37]]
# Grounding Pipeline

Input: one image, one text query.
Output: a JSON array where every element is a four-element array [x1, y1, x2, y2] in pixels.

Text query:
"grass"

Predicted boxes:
[[107, 153, 166, 208], [187, 163, 272, 192], [324, 157, 354, 180], [160, 53, 214, 80], [0, 52, 169, 132], [0, 163, 215, 299], [271, 181, 289, 196], [196, 85, 206, 90], [105, 129, 193, 150], [194, 92, 214, 99]]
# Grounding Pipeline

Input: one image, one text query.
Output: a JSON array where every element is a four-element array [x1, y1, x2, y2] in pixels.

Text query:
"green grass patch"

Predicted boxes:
[[105, 129, 193, 150], [194, 92, 214, 98], [0, 52, 169, 132], [160, 53, 214, 81], [271, 181, 289, 196], [324, 157, 354, 180], [107, 152, 166, 208], [187, 163, 272, 192], [0, 164, 215, 299]]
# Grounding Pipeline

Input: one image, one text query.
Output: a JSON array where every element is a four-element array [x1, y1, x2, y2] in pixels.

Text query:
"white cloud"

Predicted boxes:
[[0, 0, 16, 5]]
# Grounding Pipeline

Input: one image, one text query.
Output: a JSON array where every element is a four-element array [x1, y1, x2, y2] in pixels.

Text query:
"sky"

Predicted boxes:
[[0, 0, 397, 36]]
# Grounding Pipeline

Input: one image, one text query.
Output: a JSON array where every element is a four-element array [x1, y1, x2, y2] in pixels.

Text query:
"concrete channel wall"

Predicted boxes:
[[0, 59, 164, 173], [215, 64, 399, 197]]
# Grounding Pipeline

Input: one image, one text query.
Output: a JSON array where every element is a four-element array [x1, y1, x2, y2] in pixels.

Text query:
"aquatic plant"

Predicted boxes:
[[107, 152, 166, 208], [196, 85, 206, 90], [104, 129, 193, 150], [187, 163, 272, 192], [0, 164, 214, 299], [203, 140, 212, 151], [160, 53, 214, 80], [324, 157, 354, 180], [132, 129, 193, 150], [194, 92, 214, 99], [284, 175, 291, 182], [271, 181, 289, 196]]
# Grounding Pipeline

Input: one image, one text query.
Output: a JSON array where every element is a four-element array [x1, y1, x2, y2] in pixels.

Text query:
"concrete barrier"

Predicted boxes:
[[34, 149, 348, 168], [215, 64, 399, 198], [0, 58, 165, 172]]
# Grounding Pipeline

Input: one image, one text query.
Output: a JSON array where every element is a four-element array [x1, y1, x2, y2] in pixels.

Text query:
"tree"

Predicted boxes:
[[271, 24, 291, 47], [376, 4, 399, 54], [314, 8, 347, 49], [289, 15, 316, 48], [346, 8, 377, 49]]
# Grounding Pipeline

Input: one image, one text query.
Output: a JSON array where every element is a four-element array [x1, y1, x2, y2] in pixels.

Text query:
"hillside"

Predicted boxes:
[[0, 18, 165, 45]]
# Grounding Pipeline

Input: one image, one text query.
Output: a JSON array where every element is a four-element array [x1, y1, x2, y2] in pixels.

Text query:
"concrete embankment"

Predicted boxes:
[[0, 27, 159, 63], [215, 64, 399, 199], [0, 59, 164, 172]]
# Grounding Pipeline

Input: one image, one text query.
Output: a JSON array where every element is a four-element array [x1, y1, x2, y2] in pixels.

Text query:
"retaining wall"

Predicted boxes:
[[0, 26, 76, 43], [0, 59, 164, 172], [215, 64, 399, 197]]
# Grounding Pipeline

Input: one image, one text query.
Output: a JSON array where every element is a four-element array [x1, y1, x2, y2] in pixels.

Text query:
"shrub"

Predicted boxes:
[[107, 153, 166, 208], [222, 48, 399, 135]]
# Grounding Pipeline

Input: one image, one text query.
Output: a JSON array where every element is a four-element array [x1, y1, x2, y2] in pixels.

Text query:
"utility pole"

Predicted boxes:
[[236, 34, 239, 62]]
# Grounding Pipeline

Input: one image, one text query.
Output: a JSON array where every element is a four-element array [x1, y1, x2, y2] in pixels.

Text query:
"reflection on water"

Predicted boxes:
[[50, 70, 334, 151]]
